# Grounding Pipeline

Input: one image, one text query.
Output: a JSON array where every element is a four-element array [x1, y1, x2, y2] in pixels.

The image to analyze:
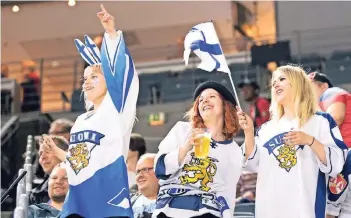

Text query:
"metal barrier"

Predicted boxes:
[[13, 135, 34, 218]]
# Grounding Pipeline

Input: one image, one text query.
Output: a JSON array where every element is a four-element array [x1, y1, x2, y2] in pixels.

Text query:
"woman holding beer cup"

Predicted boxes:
[[237, 65, 347, 218], [153, 81, 243, 218]]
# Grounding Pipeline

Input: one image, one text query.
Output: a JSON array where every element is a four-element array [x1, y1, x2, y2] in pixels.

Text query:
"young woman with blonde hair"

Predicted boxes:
[[237, 65, 348, 218], [40, 5, 138, 218], [153, 80, 244, 218]]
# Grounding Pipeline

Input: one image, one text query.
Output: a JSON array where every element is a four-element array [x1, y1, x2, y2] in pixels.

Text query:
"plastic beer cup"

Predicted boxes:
[[194, 131, 211, 158]]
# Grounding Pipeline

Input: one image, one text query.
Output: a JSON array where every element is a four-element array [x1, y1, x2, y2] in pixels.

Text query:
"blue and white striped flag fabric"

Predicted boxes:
[[183, 21, 230, 74]]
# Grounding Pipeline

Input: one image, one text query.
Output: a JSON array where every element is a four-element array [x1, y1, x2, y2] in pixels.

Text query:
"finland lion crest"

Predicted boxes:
[[68, 143, 90, 174], [263, 132, 302, 172], [179, 153, 218, 192], [67, 130, 105, 174]]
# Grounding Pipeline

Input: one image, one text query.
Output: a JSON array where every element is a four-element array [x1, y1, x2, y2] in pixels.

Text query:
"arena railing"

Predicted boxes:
[[11, 135, 34, 218], [2, 25, 351, 114]]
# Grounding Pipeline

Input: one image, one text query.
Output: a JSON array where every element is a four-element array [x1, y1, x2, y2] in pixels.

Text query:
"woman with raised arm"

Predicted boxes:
[[41, 4, 138, 218], [237, 65, 347, 218], [153, 80, 244, 218]]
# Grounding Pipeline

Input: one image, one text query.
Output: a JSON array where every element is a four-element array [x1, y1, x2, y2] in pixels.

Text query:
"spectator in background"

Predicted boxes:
[[20, 60, 40, 112], [238, 79, 270, 128], [128, 133, 147, 192], [309, 72, 351, 147], [28, 164, 68, 218], [48, 118, 74, 142], [1, 64, 12, 115], [131, 153, 159, 218], [1, 64, 9, 78], [236, 172, 257, 203], [30, 136, 69, 204], [33, 118, 73, 185], [326, 149, 351, 218], [237, 79, 270, 203]]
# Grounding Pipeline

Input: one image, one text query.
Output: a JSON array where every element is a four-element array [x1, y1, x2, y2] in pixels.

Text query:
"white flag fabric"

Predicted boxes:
[[183, 21, 230, 74]]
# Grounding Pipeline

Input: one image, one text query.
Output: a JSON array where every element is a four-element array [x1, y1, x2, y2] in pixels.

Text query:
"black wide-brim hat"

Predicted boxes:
[[193, 81, 237, 106]]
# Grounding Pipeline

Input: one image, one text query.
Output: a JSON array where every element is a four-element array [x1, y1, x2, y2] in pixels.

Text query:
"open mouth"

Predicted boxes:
[[203, 105, 213, 111], [276, 89, 283, 95]]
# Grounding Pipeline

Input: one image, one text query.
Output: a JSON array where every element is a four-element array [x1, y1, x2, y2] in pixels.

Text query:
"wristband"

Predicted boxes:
[[308, 137, 315, 146]]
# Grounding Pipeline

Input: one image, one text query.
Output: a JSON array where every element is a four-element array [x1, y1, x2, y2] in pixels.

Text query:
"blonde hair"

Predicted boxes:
[[270, 65, 318, 127], [82, 65, 104, 111]]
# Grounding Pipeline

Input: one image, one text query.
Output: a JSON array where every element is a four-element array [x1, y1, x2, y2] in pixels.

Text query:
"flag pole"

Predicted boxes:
[[209, 20, 243, 110], [227, 72, 242, 110]]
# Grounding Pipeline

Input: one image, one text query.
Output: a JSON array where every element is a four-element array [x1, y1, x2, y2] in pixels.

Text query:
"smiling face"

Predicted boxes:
[[82, 66, 107, 104], [39, 144, 61, 174], [135, 156, 159, 193], [48, 166, 68, 203], [198, 88, 224, 122], [271, 70, 294, 106]]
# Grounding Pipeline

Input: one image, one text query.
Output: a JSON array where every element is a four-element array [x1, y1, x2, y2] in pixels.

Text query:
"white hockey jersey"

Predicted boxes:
[[61, 31, 139, 218], [153, 121, 244, 218], [245, 112, 347, 218], [327, 149, 351, 218]]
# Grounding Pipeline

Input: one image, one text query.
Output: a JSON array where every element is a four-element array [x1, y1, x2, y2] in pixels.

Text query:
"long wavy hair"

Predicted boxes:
[[270, 65, 318, 127], [185, 93, 240, 140]]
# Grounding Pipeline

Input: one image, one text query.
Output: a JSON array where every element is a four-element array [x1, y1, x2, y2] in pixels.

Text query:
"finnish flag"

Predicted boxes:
[[183, 21, 230, 74]]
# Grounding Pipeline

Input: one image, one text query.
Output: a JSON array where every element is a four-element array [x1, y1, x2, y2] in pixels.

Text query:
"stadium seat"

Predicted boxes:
[[70, 89, 85, 112], [234, 212, 254, 218], [234, 203, 255, 215]]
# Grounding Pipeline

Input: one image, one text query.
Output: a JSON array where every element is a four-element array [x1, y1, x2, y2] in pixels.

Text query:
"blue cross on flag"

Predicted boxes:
[[183, 21, 230, 74]]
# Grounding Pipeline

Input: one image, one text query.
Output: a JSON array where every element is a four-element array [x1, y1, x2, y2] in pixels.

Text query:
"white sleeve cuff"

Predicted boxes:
[[317, 146, 344, 177], [243, 144, 258, 166], [326, 202, 341, 217], [103, 31, 121, 61], [316, 146, 331, 172]]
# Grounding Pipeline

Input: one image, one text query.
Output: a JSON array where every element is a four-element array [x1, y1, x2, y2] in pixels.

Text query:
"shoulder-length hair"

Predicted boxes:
[[270, 65, 318, 127], [82, 65, 103, 111], [185, 94, 240, 140]]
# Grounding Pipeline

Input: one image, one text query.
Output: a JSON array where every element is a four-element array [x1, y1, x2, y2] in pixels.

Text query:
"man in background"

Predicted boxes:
[[309, 72, 351, 147], [238, 79, 270, 128], [48, 118, 74, 142], [20, 60, 40, 112], [131, 154, 159, 218], [128, 133, 147, 192], [30, 136, 69, 204], [33, 118, 73, 181], [28, 164, 69, 218], [1, 64, 9, 78]]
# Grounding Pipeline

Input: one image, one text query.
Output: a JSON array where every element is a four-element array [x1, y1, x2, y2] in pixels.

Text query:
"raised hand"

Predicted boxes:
[[40, 134, 68, 162], [97, 4, 115, 34]]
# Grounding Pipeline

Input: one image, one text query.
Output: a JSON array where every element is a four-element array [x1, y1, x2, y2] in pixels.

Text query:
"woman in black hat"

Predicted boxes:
[[153, 81, 243, 218]]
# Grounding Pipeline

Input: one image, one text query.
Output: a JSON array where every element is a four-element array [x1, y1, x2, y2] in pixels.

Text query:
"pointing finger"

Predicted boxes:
[[100, 4, 107, 13]]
